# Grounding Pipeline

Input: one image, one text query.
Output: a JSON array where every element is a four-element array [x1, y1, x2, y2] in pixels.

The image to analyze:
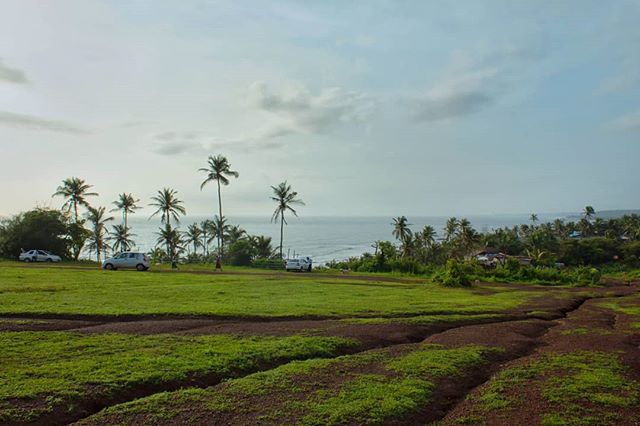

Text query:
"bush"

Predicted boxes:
[[226, 240, 254, 266], [0, 209, 70, 259], [251, 258, 285, 270], [434, 260, 472, 287], [559, 238, 620, 266]]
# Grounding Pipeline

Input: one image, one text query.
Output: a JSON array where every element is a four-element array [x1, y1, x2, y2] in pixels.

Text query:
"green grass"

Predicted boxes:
[[0, 265, 537, 317], [0, 331, 355, 423], [341, 313, 505, 325], [86, 343, 498, 425], [474, 351, 639, 425]]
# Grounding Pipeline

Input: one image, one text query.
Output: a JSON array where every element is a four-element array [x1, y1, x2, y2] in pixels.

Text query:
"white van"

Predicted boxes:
[[285, 257, 312, 272]]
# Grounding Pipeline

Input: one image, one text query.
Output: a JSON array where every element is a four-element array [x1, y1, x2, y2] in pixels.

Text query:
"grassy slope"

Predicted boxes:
[[0, 266, 537, 317], [0, 331, 355, 423], [81, 343, 500, 426]]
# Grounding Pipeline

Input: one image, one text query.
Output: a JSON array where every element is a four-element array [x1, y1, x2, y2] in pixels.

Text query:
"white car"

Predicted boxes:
[[102, 252, 150, 271], [19, 250, 62, 263], [285, 257, 313, 272]]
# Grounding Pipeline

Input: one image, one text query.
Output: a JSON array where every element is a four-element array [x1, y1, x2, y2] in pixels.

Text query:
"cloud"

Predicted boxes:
[[608, 110, 640, 132], [410, 47, 541, 122], [247, 82, 374, 136], [0, 59, 28, 84], [412, 91, 493, 121], [151, 131, 284, 156], [0, 111, 87, 134]]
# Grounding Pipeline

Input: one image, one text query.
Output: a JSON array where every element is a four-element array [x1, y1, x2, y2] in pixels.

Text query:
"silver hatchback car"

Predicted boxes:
[[102, 252, 150, 271]]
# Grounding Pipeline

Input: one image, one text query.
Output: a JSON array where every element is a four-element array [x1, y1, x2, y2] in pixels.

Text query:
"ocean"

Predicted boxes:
[[122, 213, 571, 264]]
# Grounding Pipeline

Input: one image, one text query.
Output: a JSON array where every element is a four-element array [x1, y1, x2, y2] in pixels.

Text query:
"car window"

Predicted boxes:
[[38, 251, 47, 255], [117, 253, 127, 259], [128, 253, 136, 258]]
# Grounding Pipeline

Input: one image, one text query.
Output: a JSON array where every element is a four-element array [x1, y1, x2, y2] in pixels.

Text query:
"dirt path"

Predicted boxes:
[[440, 295, 640, 425], [2, 285, 637, 426], [68, 288, 638, 426]]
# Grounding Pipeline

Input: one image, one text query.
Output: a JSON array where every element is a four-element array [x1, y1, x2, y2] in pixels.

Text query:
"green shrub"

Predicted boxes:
[[435, 260, 472, 287]]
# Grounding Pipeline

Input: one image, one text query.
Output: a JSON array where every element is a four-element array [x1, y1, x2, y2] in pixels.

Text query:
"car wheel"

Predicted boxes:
[[104, 263, 114, 270], [24, 258, 31, 263], [136, 264, 146, 271], [46, 258, 53, 263]]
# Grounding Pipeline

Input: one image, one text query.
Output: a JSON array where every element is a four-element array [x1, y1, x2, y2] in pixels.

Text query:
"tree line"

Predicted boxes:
[[330, 206, 640, 275], [0, 154, 304, 266]]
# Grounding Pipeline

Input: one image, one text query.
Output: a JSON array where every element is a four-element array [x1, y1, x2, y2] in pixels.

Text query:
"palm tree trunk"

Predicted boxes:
[[279, 213, 284, 259], [74, 202, 78, 223], [217, 178, 223, 257]]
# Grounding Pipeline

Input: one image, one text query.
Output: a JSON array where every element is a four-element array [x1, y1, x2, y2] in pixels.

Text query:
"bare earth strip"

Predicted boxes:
[[72, 286, 639, 426]]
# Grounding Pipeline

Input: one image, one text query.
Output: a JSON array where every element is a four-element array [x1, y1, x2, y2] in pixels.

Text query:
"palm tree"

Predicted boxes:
[[583, 206, 595, 221], [111, 193, 140, 229], [156, 223, 183, 260], [271, 181, 305, 259], [52, 177, 98, 222], [184, 223, 203, 255], [149, 188, 186, 227], [110, 224, 136, 253], [444, 217, 459, 242], [199, 155, 239, 257], [391, 216, 413, 257], [201, 219, 215, 256], [530, 213, 538, 225], [391, 216, 412, 241], [458, 218, 479, 257], [250, 235, 274, 258], [85, 206, 113, 262], [209, 215, 229, 255], [227, 225, 247, 245]]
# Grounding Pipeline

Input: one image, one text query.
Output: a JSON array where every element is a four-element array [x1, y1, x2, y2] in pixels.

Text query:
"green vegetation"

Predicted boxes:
[[329, 209, 640, 283], [475, 351, 639, 425], [342, 313, 504, 325], [0, 266, 536, 317], [86, 344, 498, 425], [0, 331, 354, 423]]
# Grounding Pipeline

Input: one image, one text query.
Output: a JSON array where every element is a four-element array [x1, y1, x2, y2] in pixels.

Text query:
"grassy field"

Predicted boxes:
[[0, 331, 354, 423], [1, 263, 638, 425], [0, 264, 538, 317]]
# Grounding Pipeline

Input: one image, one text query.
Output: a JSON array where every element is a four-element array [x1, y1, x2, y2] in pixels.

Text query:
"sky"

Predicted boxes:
[[1, 0, 639, 218]]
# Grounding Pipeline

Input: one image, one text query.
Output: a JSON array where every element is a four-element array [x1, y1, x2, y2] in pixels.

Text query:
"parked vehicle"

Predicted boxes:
[[102, 252, 150, 271], [19, 249, 62, 263], [285, 257, 312, 272]]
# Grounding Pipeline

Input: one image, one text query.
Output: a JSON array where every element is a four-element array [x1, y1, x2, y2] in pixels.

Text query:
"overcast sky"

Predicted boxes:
[[1, 1, 639, 218]]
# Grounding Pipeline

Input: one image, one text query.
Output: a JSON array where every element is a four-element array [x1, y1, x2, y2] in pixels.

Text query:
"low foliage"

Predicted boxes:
[[0, 331, 355, 423]]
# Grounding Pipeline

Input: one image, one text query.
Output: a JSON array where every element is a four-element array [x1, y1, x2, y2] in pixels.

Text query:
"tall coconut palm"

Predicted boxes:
[[52, 177, 98, 222], [208, 215, 229, 255], [111, 193, 140, 229], [530, 213, 538, 225], [200, 219, 215, 256], [85, 206, 113, 262], [199, 155, 239, 257], [444, 217, 459, 242], [184, 223, 203, 255], [457, 218, 479, 257], [250, 235, 274, 258], [149, 188, 186, 227], [226, 225, 247, 245], [271, 181, 305, 259], [391, 216, 413, 257], [155, 224, 183, 260], [392, 216, 412, 240], [583, 206, 595, 221], [110, 224, 136, 253]]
